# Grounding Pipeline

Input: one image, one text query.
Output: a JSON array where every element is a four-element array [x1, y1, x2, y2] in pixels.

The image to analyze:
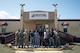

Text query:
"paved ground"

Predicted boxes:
[[16, 51, 63, 53], [0, 44, 15, 53], [63, 43, 80, 53], [0, 43, 80, 53]]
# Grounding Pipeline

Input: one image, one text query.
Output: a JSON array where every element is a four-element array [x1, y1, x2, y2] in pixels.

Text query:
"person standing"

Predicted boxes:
[[30, 30, 34, 47], [49, 29, 54, 47], [23, 29, 29, 48], [34, 30, 39, 48], [53, 28, 60, 48], [39, 29, 44, 47], [15, 30, 20, 47], [19, 29, 25, 48], [43, 30, 49, 47]]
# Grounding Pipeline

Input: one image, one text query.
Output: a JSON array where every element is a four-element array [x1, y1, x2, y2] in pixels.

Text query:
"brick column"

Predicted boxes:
[[20, 4, 25, 30], [53, 4, 58, 29]]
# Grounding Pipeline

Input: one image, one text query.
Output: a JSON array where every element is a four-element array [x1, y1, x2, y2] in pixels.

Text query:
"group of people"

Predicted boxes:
[[15, 28, 61, 48]]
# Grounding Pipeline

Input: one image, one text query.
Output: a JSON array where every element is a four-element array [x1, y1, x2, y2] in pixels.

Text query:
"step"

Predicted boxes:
[[15, 48, 62, 51], [16, 51, 63, 53]]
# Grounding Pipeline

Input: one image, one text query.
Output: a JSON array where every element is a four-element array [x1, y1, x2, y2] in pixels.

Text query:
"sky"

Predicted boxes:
[[0, 0, 80, 19]]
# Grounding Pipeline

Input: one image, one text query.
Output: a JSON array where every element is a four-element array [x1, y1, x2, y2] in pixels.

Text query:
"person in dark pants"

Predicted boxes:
[[18, 29, 25, 48], [53, 28, 61, 48], [49, 29, 54, 47], [43, 30, 49, 47], [30, 30, 34, 47], [38, 29, 44, 47]]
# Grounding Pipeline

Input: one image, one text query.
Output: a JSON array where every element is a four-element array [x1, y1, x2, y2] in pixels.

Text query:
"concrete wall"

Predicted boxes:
[[0, 20, 80, 37], [0, 21, 21, 33], [24, 20, 54, 30], [58, 21, 80, 37]]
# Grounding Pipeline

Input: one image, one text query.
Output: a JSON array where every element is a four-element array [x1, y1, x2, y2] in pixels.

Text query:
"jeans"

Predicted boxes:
[[49, 37, 54, 47], [30, 37, 34, 46], [54, 36, 61, 48], [34, 37, 39, 47]]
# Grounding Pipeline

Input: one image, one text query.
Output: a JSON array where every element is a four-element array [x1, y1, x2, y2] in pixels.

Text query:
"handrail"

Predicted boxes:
[[51, 29, 73, 36], [0, 32, 15, 44], [0, 32, 13, 35], [0, 33, 14, 37], [57, 30, 76, 44]]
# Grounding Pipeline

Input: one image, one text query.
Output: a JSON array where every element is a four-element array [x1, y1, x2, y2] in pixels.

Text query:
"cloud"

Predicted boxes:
[[0, 11, 19, 19]]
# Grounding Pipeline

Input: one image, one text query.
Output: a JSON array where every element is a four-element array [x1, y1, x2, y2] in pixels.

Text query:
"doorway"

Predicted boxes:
[[36, 24, 42, 31]]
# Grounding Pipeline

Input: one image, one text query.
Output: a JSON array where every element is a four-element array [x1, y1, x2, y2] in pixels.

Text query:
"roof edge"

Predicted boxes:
[[24, 10, 54, 12], [0, 19, 80, 21], [58, 19, 80, 21], [0, 19, 20, 21]]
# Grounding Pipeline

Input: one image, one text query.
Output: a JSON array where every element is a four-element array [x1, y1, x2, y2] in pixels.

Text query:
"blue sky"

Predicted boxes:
[[0, 0, 80, 19]]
